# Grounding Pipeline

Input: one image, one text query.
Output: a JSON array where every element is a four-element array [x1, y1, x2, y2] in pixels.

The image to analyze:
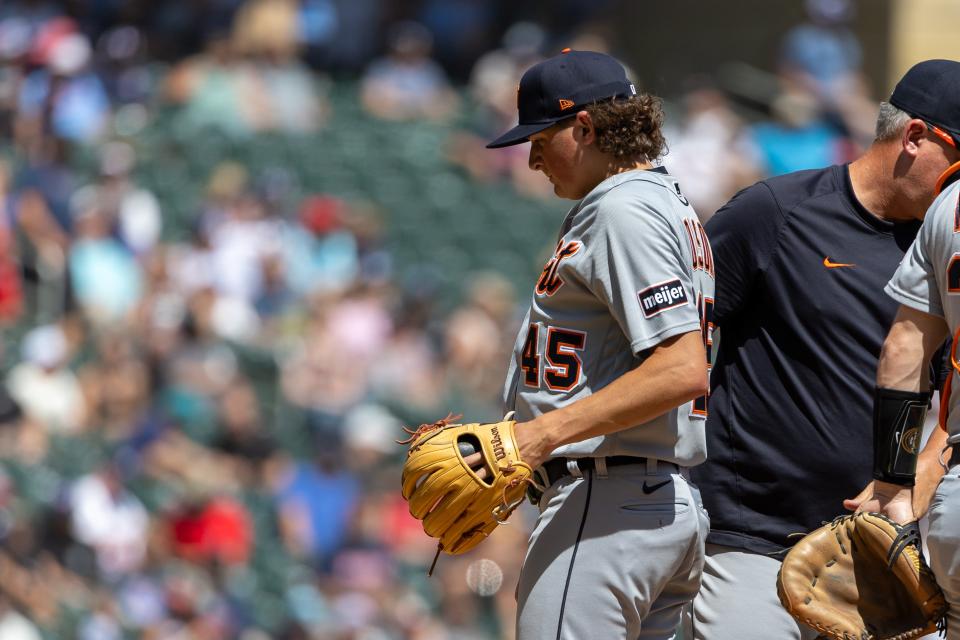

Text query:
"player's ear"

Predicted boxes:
[[574, 111, 596, 145]]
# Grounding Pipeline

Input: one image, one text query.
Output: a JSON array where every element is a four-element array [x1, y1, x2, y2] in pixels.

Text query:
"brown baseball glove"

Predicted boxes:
[[776, 512, 947, 640], [399, 414, 535, 574]]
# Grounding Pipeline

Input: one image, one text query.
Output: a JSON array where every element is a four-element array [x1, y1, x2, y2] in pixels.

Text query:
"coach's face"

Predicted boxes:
[[528, 112, 601, 200]]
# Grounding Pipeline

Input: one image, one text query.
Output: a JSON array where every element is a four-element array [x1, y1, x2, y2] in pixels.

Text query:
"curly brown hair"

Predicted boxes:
[[585, 93, 666, 162]]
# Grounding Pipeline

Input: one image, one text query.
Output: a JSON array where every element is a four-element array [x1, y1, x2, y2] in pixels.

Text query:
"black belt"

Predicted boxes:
[[538, 456, 674, 487]]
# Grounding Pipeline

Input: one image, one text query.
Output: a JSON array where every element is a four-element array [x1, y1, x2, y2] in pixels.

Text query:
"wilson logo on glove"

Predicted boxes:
[[490, 426, 506, 461]]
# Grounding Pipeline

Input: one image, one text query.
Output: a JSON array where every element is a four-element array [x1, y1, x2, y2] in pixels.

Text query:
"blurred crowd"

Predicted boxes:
[[0, 0, 883, 638]]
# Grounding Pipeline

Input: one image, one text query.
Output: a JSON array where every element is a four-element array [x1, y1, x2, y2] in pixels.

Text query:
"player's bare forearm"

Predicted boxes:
[[845, 305, 951, 522], [876, 306, 949, 517], [914, 426, 949, 517], [514, 330, 707, 468], [876, 306, 949, 390]]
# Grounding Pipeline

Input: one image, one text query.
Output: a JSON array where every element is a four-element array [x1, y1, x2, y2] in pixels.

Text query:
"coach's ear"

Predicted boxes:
[[901, 118, 927, 157], [574, 110, 597, 146]]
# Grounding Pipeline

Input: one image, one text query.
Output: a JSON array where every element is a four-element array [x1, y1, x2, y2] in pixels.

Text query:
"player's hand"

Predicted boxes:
[[463, 452, 487, 479], [843, 481, 874, 513], [844, 480, 915, 525], [461, 419, 551, 479]]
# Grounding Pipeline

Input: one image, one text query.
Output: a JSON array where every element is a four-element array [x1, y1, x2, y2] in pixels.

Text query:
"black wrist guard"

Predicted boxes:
[[872, 387, 930, 486]]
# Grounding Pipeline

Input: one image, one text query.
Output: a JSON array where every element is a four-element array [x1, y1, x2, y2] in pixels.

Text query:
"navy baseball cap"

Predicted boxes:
[[890, 59, 960, 147], [486, 49, 637, 149]]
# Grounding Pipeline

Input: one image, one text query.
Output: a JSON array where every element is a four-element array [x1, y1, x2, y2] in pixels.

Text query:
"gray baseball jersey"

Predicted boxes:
[[886, 180, 960, 440], [503, 168, 715, 466], [886, 180, 960, 640]]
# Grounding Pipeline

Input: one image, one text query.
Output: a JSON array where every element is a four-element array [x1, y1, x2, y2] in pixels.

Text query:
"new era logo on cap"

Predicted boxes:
[[487, 49, 636, 148]]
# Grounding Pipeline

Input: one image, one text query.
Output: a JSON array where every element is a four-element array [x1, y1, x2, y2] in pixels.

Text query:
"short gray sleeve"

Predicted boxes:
[[885, 189, 955, 319], [583, 187, 701, 354]]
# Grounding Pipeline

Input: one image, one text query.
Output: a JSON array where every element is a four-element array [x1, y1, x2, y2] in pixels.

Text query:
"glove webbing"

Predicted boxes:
[[396, 413, 462, 448], [886, 520, 921, 569]]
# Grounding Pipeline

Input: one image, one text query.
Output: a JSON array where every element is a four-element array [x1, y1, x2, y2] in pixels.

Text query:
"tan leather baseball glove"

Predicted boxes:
[[776, 512, 947, 640], [399, 414, 535, 573]]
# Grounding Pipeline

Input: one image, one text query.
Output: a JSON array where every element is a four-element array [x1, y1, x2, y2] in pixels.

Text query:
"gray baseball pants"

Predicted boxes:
[[926, 463, 960, 640], [685, 544, 818, 640], [516, 460, 709, 640]]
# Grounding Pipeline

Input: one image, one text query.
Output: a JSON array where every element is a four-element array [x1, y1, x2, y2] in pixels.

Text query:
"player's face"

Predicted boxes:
[[914, 122, 960, 212], [925, 124, 960, 169], [527, 120, 589, 199]]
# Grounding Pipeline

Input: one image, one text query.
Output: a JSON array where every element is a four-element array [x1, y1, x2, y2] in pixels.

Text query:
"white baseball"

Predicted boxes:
[[465, 558, 504, 596]]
